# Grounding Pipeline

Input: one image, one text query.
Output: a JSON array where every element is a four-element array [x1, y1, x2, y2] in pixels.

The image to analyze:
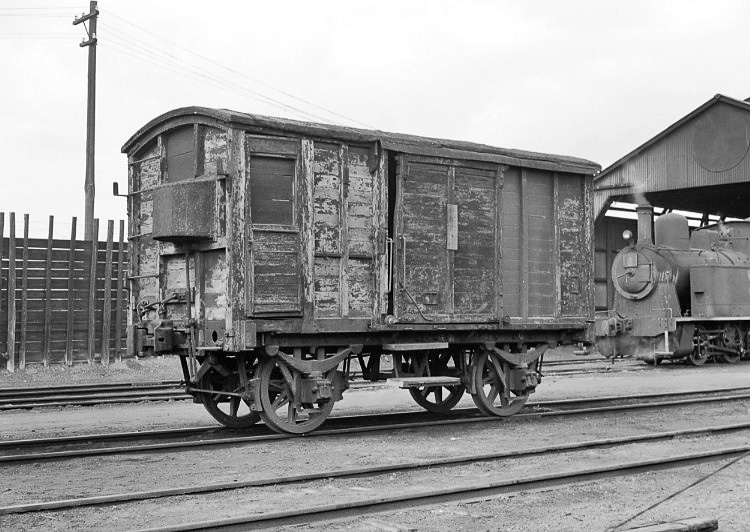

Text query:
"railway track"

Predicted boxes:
[[0, 381, 188, 410], [3, 386, 750, 464], [0, 358, 644, 410], [2, 420, 748, 526]]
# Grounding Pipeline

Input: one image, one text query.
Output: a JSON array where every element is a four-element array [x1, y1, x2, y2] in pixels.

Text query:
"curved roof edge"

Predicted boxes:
[[595, 94, 750, 180], [122, 106, 600, 174]]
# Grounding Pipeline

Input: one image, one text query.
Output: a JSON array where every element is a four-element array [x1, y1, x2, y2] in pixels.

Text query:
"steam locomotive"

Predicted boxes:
[[596, 204, 750, 365], [122, 107, 598, 434]]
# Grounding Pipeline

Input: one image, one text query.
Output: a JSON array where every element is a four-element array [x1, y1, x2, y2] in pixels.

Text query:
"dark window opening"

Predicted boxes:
[[250, 156, 295, 225], [386, 152, 398, 315], [166, 126, 195, 182]]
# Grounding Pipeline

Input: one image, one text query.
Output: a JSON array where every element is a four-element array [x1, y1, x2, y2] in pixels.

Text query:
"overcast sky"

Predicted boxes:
[[2, 0, 749, 237]]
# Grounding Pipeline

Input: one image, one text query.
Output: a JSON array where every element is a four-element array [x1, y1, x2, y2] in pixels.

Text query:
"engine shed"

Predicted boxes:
[[593, 94, 750, 311]]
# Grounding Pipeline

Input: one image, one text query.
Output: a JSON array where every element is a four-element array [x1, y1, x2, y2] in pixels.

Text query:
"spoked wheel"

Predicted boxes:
[[200, 366, 260, 429], [408, 351, 465, 413], [719, 352, 741, 364], [687, 341, 709, 366], [470, 348, 529, 417], [719, 326, 743, 364], [256, 356, 336, 434]]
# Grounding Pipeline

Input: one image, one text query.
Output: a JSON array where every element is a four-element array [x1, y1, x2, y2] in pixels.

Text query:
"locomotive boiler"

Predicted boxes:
[[596, 204, 750, 365], [122, 107, 598, 433]]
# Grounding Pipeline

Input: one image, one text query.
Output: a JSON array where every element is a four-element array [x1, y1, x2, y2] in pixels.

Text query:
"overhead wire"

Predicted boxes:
[[0, 34, 75, 38], [102, 39, 294, 112], [99, 19, 342, 125], [104, 9, 376, 129]]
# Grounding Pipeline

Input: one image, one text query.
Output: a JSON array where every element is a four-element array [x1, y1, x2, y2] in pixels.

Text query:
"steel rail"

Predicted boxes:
[[3, 387, 750, 464], [3, 385, 749, 450], [131, 445, 750, 532], [0, 381, 183, 396], [1, 423, 748, 519], [0, 361, 641, 410], [0, 393, 191, 410]]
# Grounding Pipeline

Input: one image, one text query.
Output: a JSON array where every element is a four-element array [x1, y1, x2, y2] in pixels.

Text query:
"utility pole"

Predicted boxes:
[[73, 1, 99, 241]]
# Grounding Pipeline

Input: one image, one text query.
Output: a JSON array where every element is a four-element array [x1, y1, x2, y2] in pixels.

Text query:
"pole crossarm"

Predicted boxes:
[[72, 1, 99, 241]]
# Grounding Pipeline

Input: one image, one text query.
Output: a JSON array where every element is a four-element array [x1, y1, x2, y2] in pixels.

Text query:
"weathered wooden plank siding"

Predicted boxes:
[[500, 168, 522, 316], [525, 170, 555, 316], [312, 142, 342, 317], [309, 141, 378, 320], [399, 160, 449, 318], [0, 216, 128, 368], [454, 166, 496, 317], [558, 174, 589, 316], [251, 231, 300, 313], [345, 146, 375, 317]]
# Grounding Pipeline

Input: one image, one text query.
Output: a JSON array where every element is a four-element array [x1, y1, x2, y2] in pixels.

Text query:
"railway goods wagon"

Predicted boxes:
[[596, 205, 750, 365], [122, 107, 599, 433]]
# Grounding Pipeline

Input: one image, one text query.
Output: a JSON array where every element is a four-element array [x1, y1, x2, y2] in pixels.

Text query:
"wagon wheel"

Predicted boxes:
[[470, 348, 528, 417], [256, 356, 336, 434], [408, 351, 465, 413], [200, 365, 260, 429], [687, 339, 709, 366], [719, 325, 743, 364]]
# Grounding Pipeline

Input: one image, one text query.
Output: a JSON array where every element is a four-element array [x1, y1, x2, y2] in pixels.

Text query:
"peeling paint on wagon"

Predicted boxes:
[[122, 107, 599, 434]]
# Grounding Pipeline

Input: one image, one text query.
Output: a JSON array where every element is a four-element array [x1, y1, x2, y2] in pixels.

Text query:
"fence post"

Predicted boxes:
[[65, 218, 77, 366], [43, 216, 54, 367], [0, 213, 4, 367], [87, 218, 99, 364], [0, 213, 4, 364], [19, 214, 29, 370], [7, 213, 16, 372], [102, 220, 114, 366], [114, 220, 125, 363]]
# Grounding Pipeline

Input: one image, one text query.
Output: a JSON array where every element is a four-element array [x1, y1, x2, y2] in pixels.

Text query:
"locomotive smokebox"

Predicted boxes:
[[636, 204, 654, 246]]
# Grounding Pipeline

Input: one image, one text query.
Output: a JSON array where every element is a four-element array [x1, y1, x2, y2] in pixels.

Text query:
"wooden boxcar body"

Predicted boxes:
[[122, 107, 599, 433]]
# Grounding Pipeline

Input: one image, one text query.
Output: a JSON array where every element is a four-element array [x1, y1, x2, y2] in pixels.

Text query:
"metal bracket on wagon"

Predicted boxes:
[[483, 343, 548, 366], [274, 346, 357, 374]]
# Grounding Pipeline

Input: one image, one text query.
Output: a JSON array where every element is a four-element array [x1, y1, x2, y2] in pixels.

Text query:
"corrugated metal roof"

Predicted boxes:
[[122, 106, 600, 175], [593, 94, 750, 220], [596, 94, 750, 180]]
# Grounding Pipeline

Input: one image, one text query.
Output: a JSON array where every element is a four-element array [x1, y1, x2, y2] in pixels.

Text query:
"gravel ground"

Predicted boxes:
[[1, 354, 750, 531]]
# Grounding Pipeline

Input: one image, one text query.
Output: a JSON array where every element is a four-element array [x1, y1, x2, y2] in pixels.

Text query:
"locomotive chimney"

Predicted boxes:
[[636, 203, 654, 245]]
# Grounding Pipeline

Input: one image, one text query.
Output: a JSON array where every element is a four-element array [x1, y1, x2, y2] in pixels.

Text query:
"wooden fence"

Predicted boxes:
[[0, 213, 129, 371]]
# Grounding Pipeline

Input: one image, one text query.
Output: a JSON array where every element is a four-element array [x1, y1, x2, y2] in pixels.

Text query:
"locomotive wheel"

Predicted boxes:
[[470, 348, 528, 417], [720, 325, 743, 364], [256, 356, 335, 434], [408, 351, 465, 413], [200, 368, 260, 429], [720, 353, 741, 364], [687, 345, 708, 366]]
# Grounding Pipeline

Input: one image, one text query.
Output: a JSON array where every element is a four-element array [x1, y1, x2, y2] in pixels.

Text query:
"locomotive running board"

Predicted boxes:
[[387, 376, 462, 389]]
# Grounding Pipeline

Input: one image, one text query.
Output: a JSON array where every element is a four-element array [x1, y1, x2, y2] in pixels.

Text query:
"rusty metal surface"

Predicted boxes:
[[152, 180, 215, 241]]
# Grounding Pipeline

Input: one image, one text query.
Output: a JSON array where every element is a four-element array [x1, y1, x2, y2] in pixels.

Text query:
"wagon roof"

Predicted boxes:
[[122, 106, 600, 174]]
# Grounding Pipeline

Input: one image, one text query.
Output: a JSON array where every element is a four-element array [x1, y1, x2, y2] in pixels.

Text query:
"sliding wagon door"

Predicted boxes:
[[246, 137, 302, 315], [395, 155, 500, 322]]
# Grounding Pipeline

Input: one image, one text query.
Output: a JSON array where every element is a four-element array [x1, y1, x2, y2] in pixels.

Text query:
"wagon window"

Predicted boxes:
[[249, 156, 295, 225], [165, 126, 195, 182]]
